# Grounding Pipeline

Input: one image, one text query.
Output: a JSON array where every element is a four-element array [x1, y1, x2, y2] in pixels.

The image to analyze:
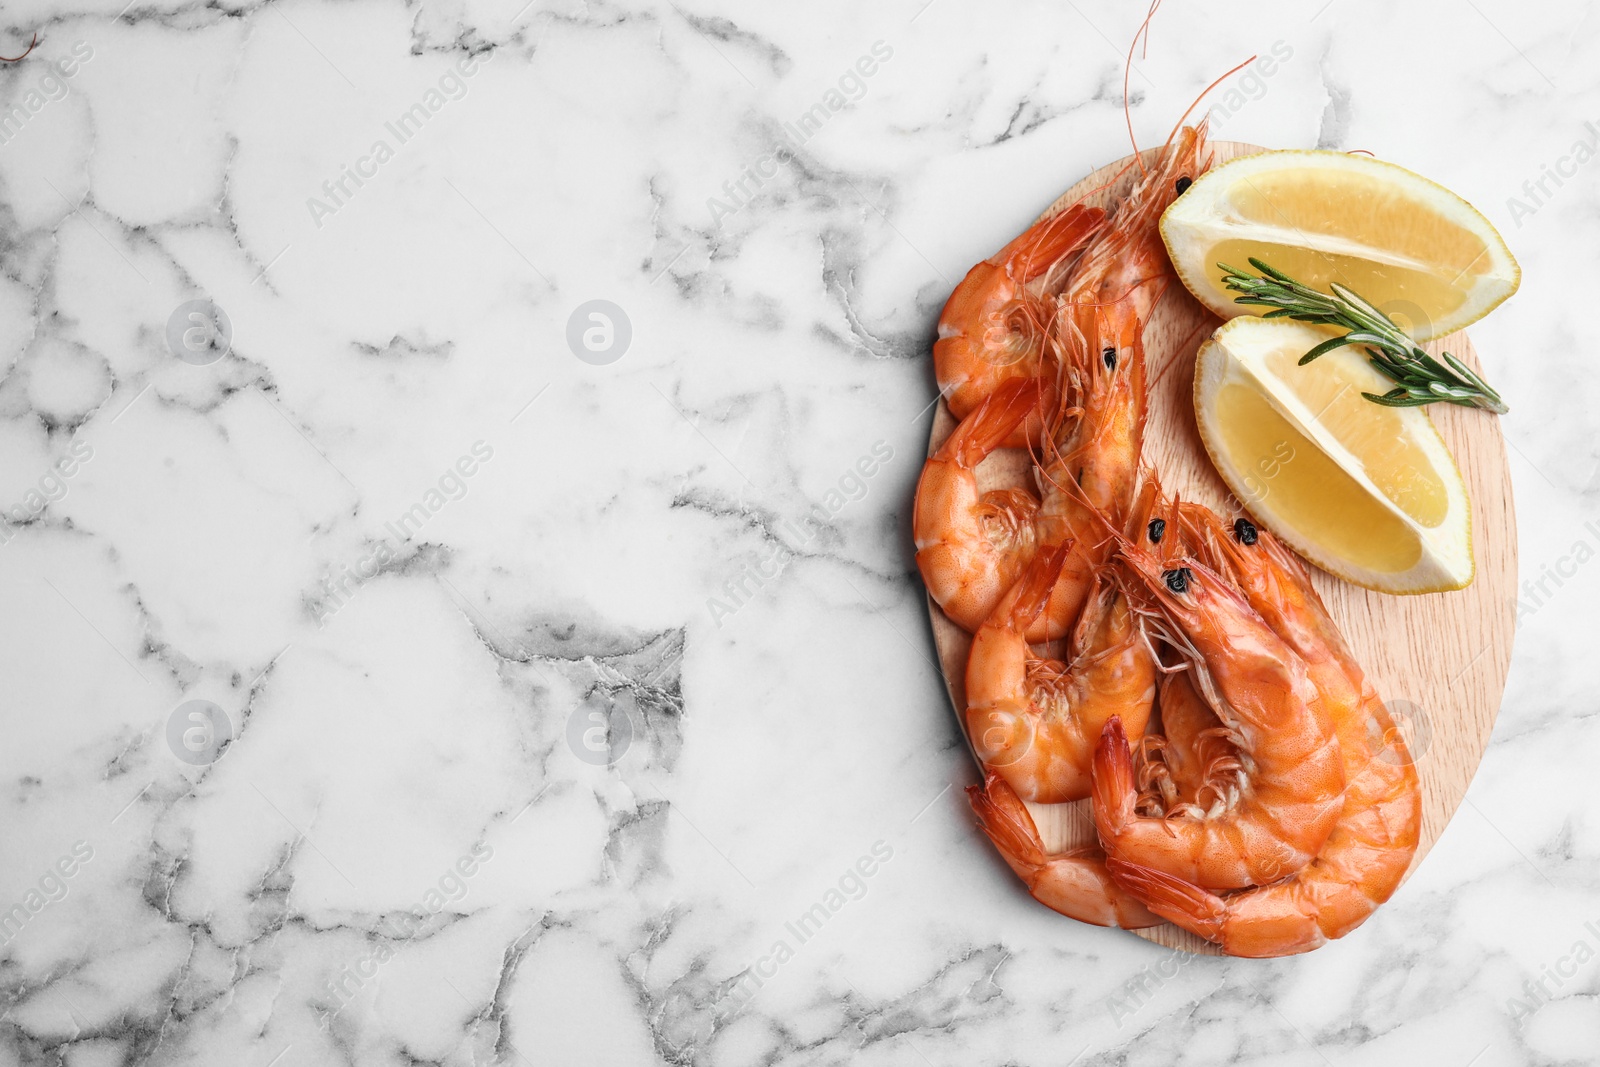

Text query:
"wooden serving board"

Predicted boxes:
[[927, 141, 1518, 954]]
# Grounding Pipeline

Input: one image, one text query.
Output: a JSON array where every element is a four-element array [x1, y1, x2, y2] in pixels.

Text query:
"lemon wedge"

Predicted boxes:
[[1194, 317, 1473, 594], [1163, 150, 1518, 341]]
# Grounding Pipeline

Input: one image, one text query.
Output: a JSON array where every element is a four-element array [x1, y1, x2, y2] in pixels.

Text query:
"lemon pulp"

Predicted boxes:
[[1226, 168, 1489, 268], [1213, 383, 1423, 575], [1254, 345, 1450, 529]]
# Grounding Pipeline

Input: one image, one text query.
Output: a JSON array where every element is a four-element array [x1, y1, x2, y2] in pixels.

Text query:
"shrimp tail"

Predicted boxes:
[[1002, 540, 1072, 630], [941, 376, 1043, 467], [1103, 856, 1226, 941], [1091, 715, 1138, 840], [968, 774, 1050, 873], [969, 773, 1163, 929]]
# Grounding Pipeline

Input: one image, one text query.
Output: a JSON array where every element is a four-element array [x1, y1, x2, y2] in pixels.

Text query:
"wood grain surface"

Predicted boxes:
[[925, 141, 1518, 955]]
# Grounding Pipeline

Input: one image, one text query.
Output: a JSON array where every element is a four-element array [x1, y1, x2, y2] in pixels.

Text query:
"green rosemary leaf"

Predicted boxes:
[[1297, 335, 1359, 365], [1362, 389, 1435, 407], [1216, 262, 1508, 414]]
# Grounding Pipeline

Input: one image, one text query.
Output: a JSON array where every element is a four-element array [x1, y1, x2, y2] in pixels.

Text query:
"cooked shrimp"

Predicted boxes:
[[924, 305, 1148, 643], [946, 125, 1213, 636], [1013, 305, 1151, 640], [1091, 538, 1346, 891], [968, 773, 1160, 929], [1114, 487, 1246, 820], [1030, 128, 1216, 526], [931, 128, 1204, 638], [914, 377, 1047, 632], [1041, 307, 1149, 524], [934, 203, 1104, 446], [1106, 511, 1422, 957], [966, 542, 1156, 804], [1018, 124, 1205, 637]]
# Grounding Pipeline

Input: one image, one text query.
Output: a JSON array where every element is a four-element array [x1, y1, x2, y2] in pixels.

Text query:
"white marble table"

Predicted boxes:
[[1, 1, 1595, 1064]]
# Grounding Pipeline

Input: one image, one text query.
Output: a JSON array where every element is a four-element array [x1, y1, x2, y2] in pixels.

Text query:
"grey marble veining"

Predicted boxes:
[[0, 1, 1596, 1064]]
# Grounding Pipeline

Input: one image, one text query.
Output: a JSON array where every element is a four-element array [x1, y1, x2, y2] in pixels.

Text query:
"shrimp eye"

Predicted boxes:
[[1175, 176, 1192, 195], [1102, 347, 1117, 371], [1233, 518, 1259, 545], [1163, 567, 1193, 593], [1147, 518, 1166, 544]]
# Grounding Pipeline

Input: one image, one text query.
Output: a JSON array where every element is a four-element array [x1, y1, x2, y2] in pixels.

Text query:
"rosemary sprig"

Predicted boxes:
[[1217, 258, 1508, 414]]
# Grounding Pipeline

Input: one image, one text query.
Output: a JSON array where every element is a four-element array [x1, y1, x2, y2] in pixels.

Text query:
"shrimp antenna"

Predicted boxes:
[[0, 34, 38, 63], [1123, 0, 1164, 178], [1148, 312, 1214, 392], [1165, 57, 1254, 148]]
